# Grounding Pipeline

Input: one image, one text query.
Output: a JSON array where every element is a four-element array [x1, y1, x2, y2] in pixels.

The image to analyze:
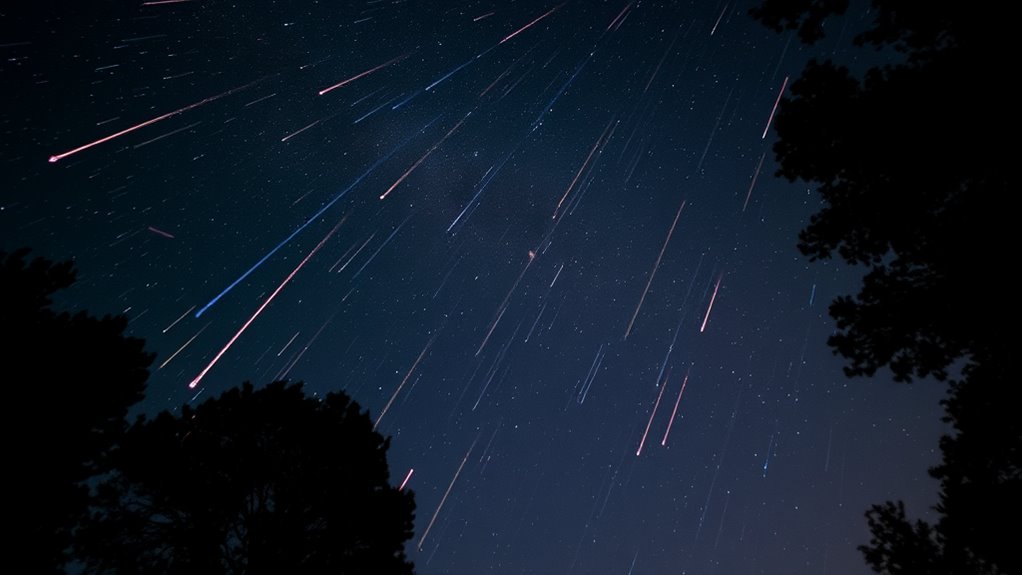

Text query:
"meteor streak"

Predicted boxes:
[[624, 199, 686, 339], [637, 369, 670, 456], [147, 226, 175, 239], [661, 370, 689, 445], [700, 275, 722, 333], [159, 323, 210, 370], [195, 119, 435, 318], [418, 436, 478, 550], [761, 75, 788, 139], [399, 468, 414, 491], [318, 52, 410, 96], [188, 216, 346, 389], [743, 152, 765, 212], [380, 112, 471, 200], [375, 334, 437, 430], [499, 4, 563, 44], [49, 79, 258, 163]]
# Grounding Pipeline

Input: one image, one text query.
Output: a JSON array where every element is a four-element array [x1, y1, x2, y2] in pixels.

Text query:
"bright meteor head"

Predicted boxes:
[[48, 155, 59, 163]]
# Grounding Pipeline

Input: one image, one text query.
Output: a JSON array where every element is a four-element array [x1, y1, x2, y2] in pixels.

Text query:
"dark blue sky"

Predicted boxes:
[[1, 1, 947, 573]]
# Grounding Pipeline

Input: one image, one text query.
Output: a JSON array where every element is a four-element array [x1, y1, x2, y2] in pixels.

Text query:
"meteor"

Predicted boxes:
[[48, 79, 258, 163], [499, 4, 564, 44], [318, 52, 410, 96], [188, 216, 346, 389], [761, 75, 789, 139]]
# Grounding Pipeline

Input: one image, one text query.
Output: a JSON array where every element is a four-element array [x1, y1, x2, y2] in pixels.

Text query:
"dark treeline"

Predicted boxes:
[[751, 1, 1017, 574], [1, 248, 415, 574]]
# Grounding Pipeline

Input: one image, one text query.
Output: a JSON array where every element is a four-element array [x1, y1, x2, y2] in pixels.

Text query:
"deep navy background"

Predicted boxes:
[[1, 1, 946, 573]]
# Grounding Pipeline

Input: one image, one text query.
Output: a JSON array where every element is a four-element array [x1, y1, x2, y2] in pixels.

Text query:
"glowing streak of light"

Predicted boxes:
[[550, 263, 564, 288], [318, 53, 410, 96], [374, 334, 437, 430], [280, 119, 320, 142], [552, 123, 610, 220], [277, 330, 301, 356], [147, 226, 175, 239], [276, 311, 337, 381], [142, 0, 192, 5], [699, 275, 722, 333], [473, 11, 494, 22], [606, 1, 633, 31], [624, 199, 686, 339], [530, 52, 591, 132], [500, 4, 563, 44], [334, 234, 375, 273], [188, 217, 346, 389], [425, 48, 493, 92], [351, 215, 411, 280], [158, 323, 210, 370], [636, 369, 670, 456], [418, 437, 478, 551], [399, 468, 414, 491], [49, 80, 258, 163], [195, 119, 434, 318], [476, 250, 536, 356], [381, 112, 470, 200], [710, 2, 729, 36], [761, 75, 789, 139], [743, 152, 765, 212], [162, 305, 195, 333], [645, 26, 680, 94], [661, 370, 690, 445]]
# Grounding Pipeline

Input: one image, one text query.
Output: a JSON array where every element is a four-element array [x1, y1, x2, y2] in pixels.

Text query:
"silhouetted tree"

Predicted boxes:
[[1, 248, 153, 573], [76, 381, 416, 574], [751, 2, 1017, 573]]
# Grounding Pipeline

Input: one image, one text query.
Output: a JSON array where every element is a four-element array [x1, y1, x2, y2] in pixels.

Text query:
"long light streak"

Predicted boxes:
[[761, 75, 789, 139], [380, 112, 471, 200], [188, 217, 345, 389], [624, 199, 686, 339], [699, 275, 722, 333], [318, 53, 410, 96], [375, 334, 437, 429], [49, 79, 258, 163], [636, 369, 670, 456], [499, 4, 563, 44], [418, 436, 478, 550], [661, 369, 690, 445], [195, 117, 436, 318]]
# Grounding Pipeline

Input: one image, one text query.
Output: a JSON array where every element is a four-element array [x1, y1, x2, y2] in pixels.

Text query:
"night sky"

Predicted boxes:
[[2, 1, 949, 573]]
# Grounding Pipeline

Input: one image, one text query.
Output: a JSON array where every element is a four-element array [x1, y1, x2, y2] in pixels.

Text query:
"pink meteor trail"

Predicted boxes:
[[743, 152, 765, 212], [399, 468, 414, 491], [499, 4, 563, 44], [700, 275, 722, 333], [49, 80, 257, 163], [661, 370, 689, 446], [147, 226, 175, 239], [476, 249, 536, 356], [624, 199, 686, 339], [188, 216, 346, 389], [318, 53, 409, 96], [761, 75, 789, 139], [380, 112, 471, 200], [637, 369, 671, 457], [374, 334, 437, 429], [418, 437, 477, 550]]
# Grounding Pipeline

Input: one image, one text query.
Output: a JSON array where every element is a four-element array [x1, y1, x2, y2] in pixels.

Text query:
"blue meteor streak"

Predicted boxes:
[[195, 117, 439, 318]]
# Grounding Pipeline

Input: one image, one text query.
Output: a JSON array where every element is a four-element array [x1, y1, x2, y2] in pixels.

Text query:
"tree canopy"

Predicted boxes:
[[1, 249, 153, 573], [75, 381, 416, 575], [752, 0, 1009, 382], [751, 2, 1017, 573]]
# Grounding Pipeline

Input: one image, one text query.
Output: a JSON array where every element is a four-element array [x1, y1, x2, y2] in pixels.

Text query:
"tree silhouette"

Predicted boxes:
[[75, 381, 416, 574], [1, 249, 152, 573], [751, 2, 1017, 573]]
